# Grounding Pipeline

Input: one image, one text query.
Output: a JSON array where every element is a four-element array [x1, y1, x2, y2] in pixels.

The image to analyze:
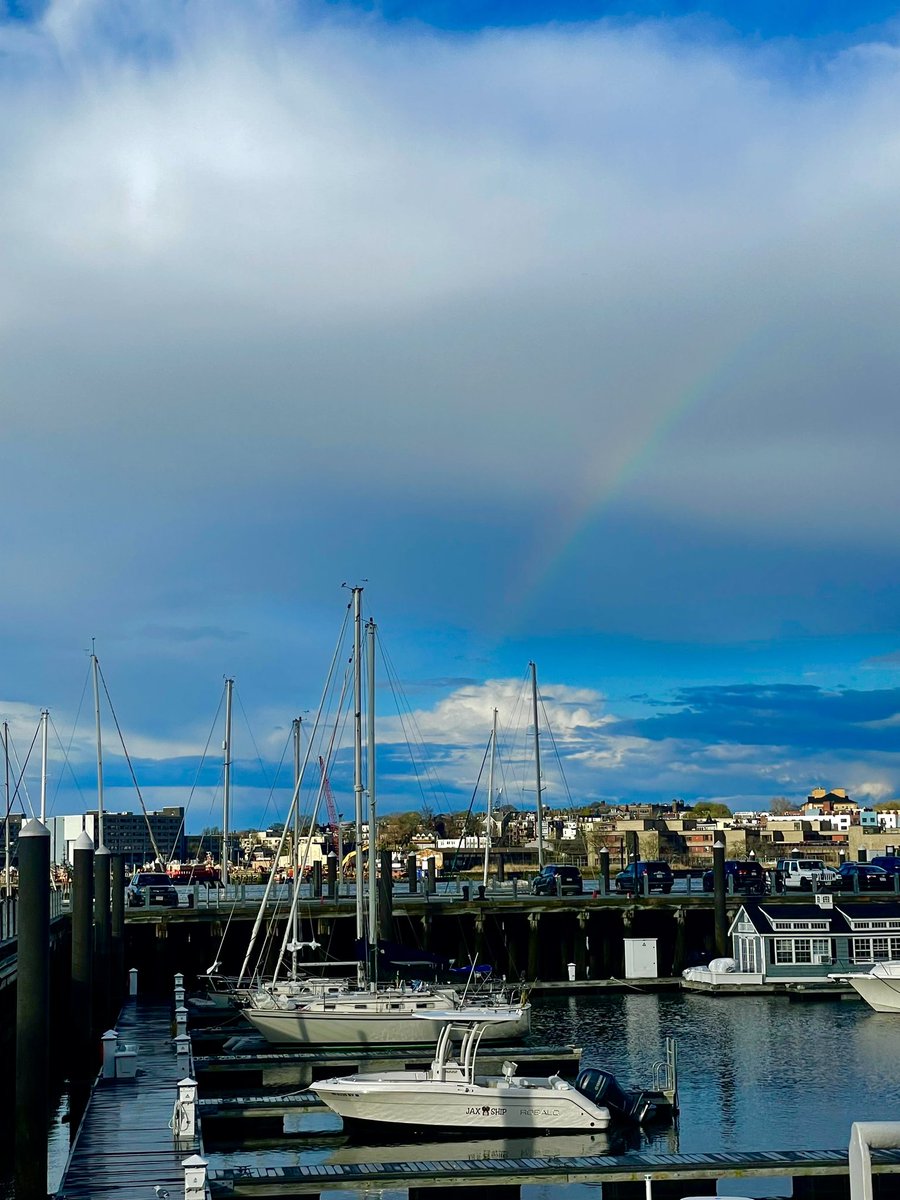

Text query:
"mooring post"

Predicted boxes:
[[713, 839, 728, 957], [426, 856, 436, 895], [128, 967, 138, 996], [14, 819, 51, 1200], [110, 852, 125, 1001], [312, 859, 323, 898], [183, 1153, 208, 1200], [407, 852, 418, 894], [71, 830, 95, 1080], [93, 845, 112, 1034], [599, 846, 610, 895], [378, 848, 393, 941], [327, 851, 338, 899]]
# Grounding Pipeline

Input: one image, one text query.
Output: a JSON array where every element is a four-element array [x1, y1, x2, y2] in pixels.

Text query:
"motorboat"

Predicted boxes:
[[314, 1012, 655, 1131], [829, 961, 900, 1012]]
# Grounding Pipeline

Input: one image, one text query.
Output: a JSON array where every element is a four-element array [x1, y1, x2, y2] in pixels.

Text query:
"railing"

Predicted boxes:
[[0, 896, 16, 943]]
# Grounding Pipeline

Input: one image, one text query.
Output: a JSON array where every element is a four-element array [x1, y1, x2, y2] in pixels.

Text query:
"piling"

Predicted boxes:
[[14, 818, 51, 1200], [71, 830, 95, 1081], [111, 853, 125, 1001], [407, 852, 418, 893], [599, 846, 610, 894], [426, 855, 436, 895], [326, 852, 337, 899], [311, 860, 323, 899], [378, 848, 394, 941], [713, 840, 727, 957], [94, 845, 112, 1034]]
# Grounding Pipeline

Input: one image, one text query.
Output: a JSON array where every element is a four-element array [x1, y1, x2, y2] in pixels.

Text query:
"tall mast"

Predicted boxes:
[[222, 678, 233, 889], [3, 723, 9, 896], [40, 709, 49, 826], [530, 662, 544, 869], [482, 708, 497, 889], [352, 587, 365, 987], [291, 716, 302, 980], [91, 646, 105, 848], [366, 618, 378, 985]]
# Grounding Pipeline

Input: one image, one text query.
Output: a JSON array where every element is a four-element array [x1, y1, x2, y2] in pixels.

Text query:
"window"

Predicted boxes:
[[852, 937, 900, 962], [773, 938, 831, 964]]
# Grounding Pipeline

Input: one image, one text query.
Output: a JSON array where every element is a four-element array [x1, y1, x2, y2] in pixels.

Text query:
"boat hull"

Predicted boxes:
[[242, 1004, 531, 1046], [846, 975, 900, 1012], [315, 1074, 609, 1131]]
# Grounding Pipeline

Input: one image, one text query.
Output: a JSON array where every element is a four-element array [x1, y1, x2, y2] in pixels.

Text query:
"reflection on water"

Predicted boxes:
[[204, 991, 900, 1184]]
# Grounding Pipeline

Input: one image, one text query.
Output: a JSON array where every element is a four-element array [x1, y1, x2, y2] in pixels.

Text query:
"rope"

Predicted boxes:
[[97, 661, 164, 866]]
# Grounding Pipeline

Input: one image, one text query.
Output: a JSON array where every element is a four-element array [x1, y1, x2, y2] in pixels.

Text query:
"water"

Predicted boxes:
[[203, 991, 900, 1192]]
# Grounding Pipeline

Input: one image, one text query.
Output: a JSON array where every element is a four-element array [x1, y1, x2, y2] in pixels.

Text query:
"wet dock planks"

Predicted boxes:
[[57, 999, 201, 1199], [208, 1146, 900, 1196]]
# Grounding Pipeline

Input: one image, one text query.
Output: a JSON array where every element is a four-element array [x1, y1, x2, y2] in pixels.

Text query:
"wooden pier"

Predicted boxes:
[[57, 1000, 201, 1199]]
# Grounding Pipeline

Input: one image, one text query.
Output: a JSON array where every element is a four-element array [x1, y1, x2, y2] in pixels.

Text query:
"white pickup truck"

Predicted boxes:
[[776, 858, 840, 890]]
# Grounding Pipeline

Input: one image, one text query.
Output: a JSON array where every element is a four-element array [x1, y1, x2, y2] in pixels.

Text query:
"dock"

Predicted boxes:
[[57, 1000, 202, 1199]]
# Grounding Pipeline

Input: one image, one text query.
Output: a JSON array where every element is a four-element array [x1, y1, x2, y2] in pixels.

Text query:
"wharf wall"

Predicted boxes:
[[121, 894, 724, 990]]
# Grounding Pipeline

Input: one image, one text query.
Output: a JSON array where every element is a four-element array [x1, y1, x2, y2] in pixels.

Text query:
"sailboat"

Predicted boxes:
[[240, 589, 531, 1046]]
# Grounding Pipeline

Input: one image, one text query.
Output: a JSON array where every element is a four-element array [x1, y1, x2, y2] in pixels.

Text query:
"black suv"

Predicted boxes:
[[614, 860, 673, 894], [702, 859, 765, 895], [531, 864, 584, 895], [128, 871, 179, 907]]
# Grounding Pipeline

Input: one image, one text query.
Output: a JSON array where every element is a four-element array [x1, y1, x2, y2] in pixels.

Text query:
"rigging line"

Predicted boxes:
[[48, 715, 87, 807], [163, 687, 225, 866], [539, 693, 575, 811], [5, 722, 41, 821], [50, 663, 91, 807], [238, 599, 352, 986], [375, 632, 451, 813], [97, 661, 164, 866], [234, 688, 284, 833], [443, 734, 491, 891]]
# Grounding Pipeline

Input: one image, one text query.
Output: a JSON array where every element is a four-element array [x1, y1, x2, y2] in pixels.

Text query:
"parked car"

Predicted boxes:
[[614, 860, 673, 894], [128, 871, 179, 907], [701, 859, 765, 895], [531, 864, 584, 895], [836, 862, 894, 892], [870, 855, 900, 875], [774, 858, 840, 891]]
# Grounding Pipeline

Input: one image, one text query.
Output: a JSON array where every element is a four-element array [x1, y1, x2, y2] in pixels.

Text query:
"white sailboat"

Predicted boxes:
[[240, 589, 531, 1046]]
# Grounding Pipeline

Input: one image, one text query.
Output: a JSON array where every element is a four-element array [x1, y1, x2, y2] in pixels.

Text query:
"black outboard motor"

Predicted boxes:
[[575, 1067, 656, 1124]]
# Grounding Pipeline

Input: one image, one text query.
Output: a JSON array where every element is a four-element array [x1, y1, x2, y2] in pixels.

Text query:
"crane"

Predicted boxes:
[[318, 756, 340, 831]]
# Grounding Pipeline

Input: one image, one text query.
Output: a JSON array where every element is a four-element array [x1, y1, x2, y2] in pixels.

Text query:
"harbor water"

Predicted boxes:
[[201, 990, 900, 1194]]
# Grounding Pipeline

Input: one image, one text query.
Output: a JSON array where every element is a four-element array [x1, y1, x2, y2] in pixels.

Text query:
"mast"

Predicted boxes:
[[366, 618, 378, 985], [40, 710, 49, 826], [91, 647, 105, 848], [530, 662, 544, 869], [352, 587, 365, 987], [291, 716, 302, 980], [222, 678, 233, 889], [482, 708, 497, 889], [3, 723, 9, 897]]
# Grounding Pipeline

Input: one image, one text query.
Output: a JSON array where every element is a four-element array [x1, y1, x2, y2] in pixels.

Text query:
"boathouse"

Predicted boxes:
[[728, 899, 900, 983]]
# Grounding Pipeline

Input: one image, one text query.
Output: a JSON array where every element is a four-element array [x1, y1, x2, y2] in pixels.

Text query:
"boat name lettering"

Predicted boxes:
[[465, 1105, 508, 1116]]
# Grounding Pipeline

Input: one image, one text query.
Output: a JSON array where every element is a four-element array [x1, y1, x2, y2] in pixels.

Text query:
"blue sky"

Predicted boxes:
[[2, 0, 900, 835]]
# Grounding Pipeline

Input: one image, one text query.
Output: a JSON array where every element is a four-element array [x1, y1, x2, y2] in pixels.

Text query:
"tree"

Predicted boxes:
[[874, 801, 900, 811], [769, 797, 794, 815], [378, 811, 422, 850], [690, 802, 732, 819]]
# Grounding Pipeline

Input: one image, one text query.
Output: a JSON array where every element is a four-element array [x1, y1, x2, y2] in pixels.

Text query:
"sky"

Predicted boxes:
[[2, 0, 900, 837]]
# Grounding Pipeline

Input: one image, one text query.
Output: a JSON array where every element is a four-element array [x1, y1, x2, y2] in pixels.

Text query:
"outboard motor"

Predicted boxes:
[[575, 1067, 655, 1124]]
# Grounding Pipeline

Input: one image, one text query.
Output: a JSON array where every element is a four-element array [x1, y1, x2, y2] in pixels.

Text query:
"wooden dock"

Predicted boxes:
[[57, 999, 201, 1199], [207, 1146, 900, 1196]]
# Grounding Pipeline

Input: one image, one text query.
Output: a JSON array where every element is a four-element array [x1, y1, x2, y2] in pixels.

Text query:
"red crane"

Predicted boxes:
[[318, 756, 340, 830]]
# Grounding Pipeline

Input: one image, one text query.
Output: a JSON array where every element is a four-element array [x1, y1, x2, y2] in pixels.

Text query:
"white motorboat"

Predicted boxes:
[[314, 1012, 637, 1131], [830, 961, 900, 1012]]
